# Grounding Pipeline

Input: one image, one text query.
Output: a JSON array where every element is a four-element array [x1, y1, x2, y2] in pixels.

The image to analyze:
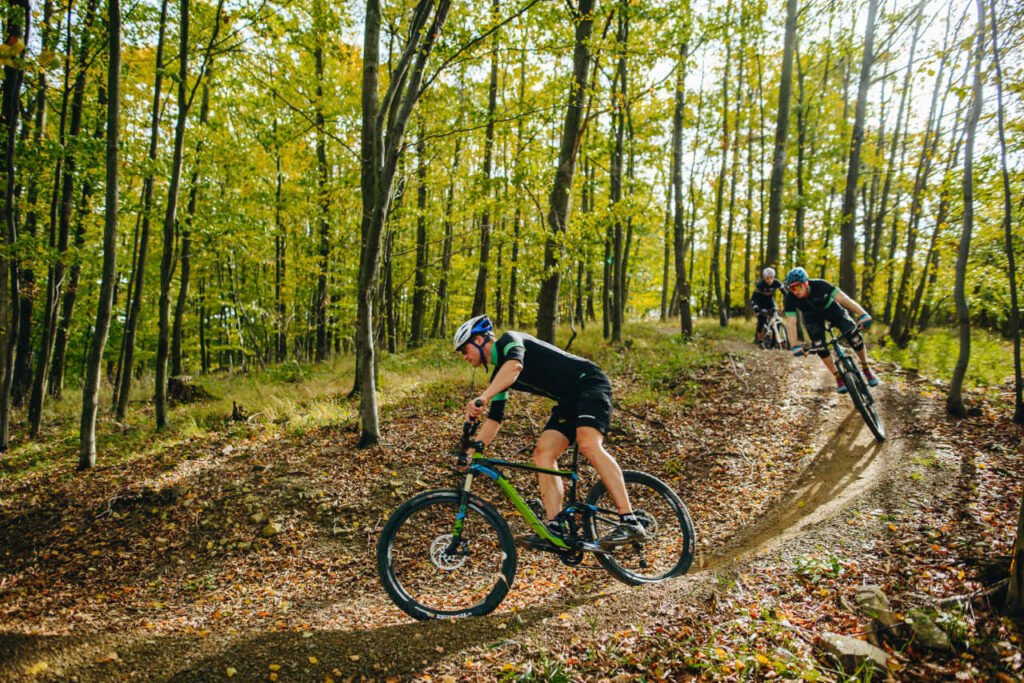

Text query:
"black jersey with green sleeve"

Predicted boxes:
[[486, 331, 601, 423], [783, 278, 840, 317]]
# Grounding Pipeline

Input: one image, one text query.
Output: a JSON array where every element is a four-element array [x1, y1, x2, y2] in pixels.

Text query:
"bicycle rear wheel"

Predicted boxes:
[[377, 490, 517, 620], [583, 470, 695, 585], [842, 369, 886, 441]]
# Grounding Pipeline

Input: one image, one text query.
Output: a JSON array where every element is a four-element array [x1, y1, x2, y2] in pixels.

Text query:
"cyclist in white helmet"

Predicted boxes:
[[452, 314, 647, 549], [751, 267, 783, 346]]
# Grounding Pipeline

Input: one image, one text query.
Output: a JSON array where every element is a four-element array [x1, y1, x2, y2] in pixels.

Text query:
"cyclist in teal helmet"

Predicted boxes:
[[783, 268, 880, 394], [453, 314, 647, 549]]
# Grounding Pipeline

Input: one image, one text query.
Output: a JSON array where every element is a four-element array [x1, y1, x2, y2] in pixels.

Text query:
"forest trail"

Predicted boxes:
[[0, 341, 919, 681]]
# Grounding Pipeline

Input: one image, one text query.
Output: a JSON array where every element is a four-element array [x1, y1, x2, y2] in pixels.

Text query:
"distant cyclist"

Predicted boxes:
[[453, 314, 647, 549], [783, 267, 880, 394], [751, 267, 783, 345]]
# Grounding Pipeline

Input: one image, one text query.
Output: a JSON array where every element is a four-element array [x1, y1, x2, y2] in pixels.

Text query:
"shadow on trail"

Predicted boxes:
[[707, 407, 887, 569], [0, 597, 590, 681]]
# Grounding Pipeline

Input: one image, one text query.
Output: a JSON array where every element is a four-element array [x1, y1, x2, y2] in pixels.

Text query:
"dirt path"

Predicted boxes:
[[0, 344, 919, 681]]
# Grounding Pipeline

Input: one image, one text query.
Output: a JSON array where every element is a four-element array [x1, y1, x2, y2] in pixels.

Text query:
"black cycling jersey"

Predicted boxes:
[[751, 277, 783, 310], [783, 279, 840, 316], [486, 331, 608, 435]]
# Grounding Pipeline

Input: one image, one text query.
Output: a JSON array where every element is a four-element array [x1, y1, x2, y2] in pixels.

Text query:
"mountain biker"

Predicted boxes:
[[782, 267, 880, 394], [453, 314, 648, 549], [751, 267, 784, 345]]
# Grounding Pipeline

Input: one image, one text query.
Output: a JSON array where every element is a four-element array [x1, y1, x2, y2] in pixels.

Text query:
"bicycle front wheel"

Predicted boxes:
[[774, 320, 790, 350], [377, 490, 517, 620], [584, 470, 695, 585], [843, 369, 886, 441]]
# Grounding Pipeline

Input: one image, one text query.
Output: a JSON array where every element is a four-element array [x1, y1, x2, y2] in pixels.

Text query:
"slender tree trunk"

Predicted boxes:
[[866, 14, 919, 308], [988, 0, 1022, 427], [155, 0, 191, 430], [890, 16, 955, 343], [793, 41, 807, 267], [609, 0, 628, 343], [711, 20, 731, 328], [115, 0, 168, 419], [355, 0, 452, 446], [472, 0, 500, 317], [0, 2, 28, 450], [838, 0, 878, 297], [80, 0, 119, 469], [947, 1, 984, 418], [30, 0, 96, 436], [52, 84, 104, 399], [274, 127, 286, 361], [172, 77, 210, 377], [765, 0, 798, 270], [314, 33, 330, 362], [12, 0, 57, 407], [724, 27, 742, 320], [536, 0, 594, 343], [672, 36, 691, 335], [431, 137, 458, 340], [410, 131, 428, 347]]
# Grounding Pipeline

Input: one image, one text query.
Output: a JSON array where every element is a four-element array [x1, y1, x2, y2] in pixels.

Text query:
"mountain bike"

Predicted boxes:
[[759, 309, 790, 350], [802, 324, 885, 441], [377, 414, 696, 620]]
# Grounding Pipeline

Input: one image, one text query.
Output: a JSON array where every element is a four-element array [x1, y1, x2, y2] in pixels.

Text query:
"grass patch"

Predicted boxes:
[[873, 325, 1014, 389]]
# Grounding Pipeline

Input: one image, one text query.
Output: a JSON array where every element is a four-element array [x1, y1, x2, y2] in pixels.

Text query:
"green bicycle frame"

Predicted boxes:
[[450, 453, 582, 551]]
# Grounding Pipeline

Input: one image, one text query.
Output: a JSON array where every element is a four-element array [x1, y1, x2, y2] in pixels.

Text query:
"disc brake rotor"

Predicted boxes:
[[430, 534, 468, 570]]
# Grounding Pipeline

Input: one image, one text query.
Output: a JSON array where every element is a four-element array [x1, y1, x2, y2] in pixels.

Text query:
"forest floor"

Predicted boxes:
[[0, 324, 1022, 681]]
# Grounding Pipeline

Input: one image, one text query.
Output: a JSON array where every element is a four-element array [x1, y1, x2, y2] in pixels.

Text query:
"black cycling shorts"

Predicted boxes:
[[803, 303, 863, 353], [542, 371, 613, 444]]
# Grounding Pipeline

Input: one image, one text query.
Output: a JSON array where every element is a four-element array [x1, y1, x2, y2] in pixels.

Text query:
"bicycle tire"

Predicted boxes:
[[377, 489, 517, 620], [842, 369, 886, 441], [775, 320, 790, 350], [583, 470, 695, 585]]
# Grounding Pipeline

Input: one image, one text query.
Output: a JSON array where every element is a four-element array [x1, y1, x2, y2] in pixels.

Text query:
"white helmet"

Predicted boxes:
[[453, 314, 493, 351], [762, 267, 776, 279]]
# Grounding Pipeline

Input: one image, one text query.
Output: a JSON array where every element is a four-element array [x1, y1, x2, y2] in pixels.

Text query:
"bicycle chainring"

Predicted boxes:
[[557, 547, 584, 567]]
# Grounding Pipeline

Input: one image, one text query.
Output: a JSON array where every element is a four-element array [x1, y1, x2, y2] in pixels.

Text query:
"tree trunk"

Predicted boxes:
[[837, 0, 878, 297], [314, 35, 330, 362], [155, 0, 191, 430], [29, 0, 97, 436], [172, 75, 211, 377], [711, 21, 731, 328], [12, 0, 57, 408], [764, 0, 798, 270], [410, 132, 428, 347], [0, 2, 28, 450], [672, 36, 692, 336], [115, 0, 169, 419], [79, 0, 119, 469], [356, 0, 452, 447], [865, 13, 919, 308], [946, 0, 984, 418], [536, 0, 594, 343], [431, 137, 458, 340], [472, 0, 500, 317], [988, 0, 1022, 426], [51, 83, 105, 399], [609, 0, 628, 343]]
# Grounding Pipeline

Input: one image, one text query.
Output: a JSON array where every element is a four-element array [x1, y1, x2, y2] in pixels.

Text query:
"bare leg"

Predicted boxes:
[[576, 426, 632, 515], [820, 355, 838, 375], [532, 430, 569, 521]]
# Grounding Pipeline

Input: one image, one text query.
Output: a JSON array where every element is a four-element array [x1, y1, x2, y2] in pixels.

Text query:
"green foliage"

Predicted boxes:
[[873, 326, 1015, 389], [792, 553, 847, 583]]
